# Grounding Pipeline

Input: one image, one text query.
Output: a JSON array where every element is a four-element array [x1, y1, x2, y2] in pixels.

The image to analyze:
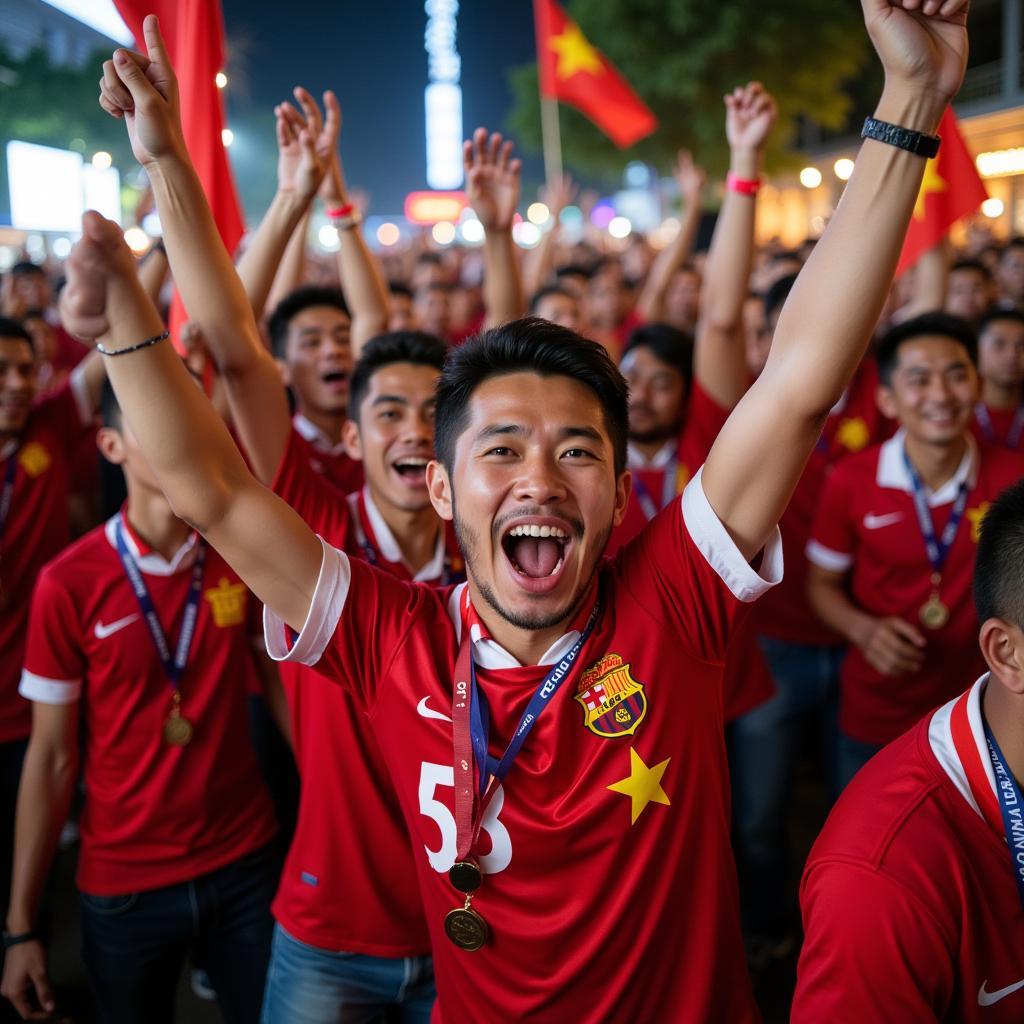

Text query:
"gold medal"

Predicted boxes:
[[163, 713, 194, 746], [444, 902, 489, 951], [920, 594, 949, 630], [449, 860, 482, 894]]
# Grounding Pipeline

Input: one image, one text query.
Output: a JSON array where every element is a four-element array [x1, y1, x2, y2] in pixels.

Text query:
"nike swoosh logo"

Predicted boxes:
[[416, 697, 452, 723], [863, 512, 904, 530], [979, 979, 1024, 1007], [94, 614, 140, 640]]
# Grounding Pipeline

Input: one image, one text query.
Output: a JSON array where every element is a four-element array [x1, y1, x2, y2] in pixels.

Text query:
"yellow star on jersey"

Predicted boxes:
[[608, 748, 671, 825], [913, 158, 947, 221], [549, 23, 603, 80]]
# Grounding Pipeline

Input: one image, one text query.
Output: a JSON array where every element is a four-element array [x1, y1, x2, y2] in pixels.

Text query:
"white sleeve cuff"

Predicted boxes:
[[263, 537, 350, 666], [69, 364, 95, 426], [682, 467, 783, 603], [19, 671, 81, 705], [806, 539, 854, 573]]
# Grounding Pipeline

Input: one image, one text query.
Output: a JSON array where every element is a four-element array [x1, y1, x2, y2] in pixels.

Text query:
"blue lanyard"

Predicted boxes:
[[902, 448, 970, 576], [0, 449, 17, 543], [114, 516, 206, 689], [631, 458, 679, 522], [467, 598, 601, 799], [975, 402, 1024, 450], [983, 720, 1024, 912]]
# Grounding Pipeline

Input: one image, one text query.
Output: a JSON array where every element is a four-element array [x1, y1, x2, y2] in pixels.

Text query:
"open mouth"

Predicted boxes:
[[392, 456, 429, 484], [501, 522, 571, 583], [321, 370, 347, 390]]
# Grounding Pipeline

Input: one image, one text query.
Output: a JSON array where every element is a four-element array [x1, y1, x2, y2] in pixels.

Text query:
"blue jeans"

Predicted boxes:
[[80, 843, 277, 1024], [261, 924, 435, 1024], [837, 731, 883, 791], [728, 637, 845, 941]]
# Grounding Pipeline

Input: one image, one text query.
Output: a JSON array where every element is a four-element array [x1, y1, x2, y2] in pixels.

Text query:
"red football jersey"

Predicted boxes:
[[265, 471, 782, 1021], [754, 358, 894, 646], [20, 515, 277, 895], [971, 402, 1024, 452], [270, 433, 458, 955], [292, 413, 364, 494], [807, 432, 1024, 745], [794, 677, 1024, 1023], [0, 377, 93, 743]]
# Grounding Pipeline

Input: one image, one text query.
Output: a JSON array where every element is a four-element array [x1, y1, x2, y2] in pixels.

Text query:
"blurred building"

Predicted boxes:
[[0, 0, 126, 69]]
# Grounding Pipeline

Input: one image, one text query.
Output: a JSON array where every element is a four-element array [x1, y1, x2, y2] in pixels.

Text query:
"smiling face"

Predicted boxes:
[[978, 317, 1024, 392], [283, 305, 353, 416], [428, 372, 630, 634], [0, 336, 36, 439], [344, 362, 439, 514], [877, 336, 979, 446], [622, 345, 687, 445]]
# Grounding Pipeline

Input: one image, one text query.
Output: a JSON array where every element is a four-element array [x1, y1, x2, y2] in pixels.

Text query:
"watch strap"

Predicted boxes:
[[2, 929, 41, 949], [861, 117, 941, 159]]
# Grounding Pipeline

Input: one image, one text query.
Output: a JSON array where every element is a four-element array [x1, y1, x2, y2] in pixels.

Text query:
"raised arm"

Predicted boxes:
[[464, 129, 525, 329], [694, 84, 777, 408], [701, 0, 969, 560], [522, 174, 578, 298], [637, 150, 705, 323], [317, 98, 390, 357]]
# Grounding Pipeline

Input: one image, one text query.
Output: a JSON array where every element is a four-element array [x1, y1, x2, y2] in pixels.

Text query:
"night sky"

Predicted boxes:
[[220, 0, 543, 220]]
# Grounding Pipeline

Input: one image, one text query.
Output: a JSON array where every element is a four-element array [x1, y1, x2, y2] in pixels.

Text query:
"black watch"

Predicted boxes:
[[2, 929, 41, 949], [861, 117, 941, 159]]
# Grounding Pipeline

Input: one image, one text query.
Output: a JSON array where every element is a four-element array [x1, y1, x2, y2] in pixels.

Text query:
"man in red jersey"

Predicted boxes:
[[0, 384, 279, 1023], [971, 308, 1024, 451], [793, 478, 1024, 1023], [807, 312, 1024, 787], [83, 5, 969, 1018]]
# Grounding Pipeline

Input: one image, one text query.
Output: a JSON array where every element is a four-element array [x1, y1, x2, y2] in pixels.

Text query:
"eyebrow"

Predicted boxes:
[[474, 423, 604, 444], [372, 394, 410, 406]]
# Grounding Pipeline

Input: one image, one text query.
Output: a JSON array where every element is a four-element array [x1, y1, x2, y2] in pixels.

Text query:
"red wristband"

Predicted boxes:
[[326, 203, 355, 219], [726, 172, 761, 197]]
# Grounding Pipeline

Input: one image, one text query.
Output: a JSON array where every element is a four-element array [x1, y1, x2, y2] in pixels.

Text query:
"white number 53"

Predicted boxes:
[[417, 762, 512, 875]]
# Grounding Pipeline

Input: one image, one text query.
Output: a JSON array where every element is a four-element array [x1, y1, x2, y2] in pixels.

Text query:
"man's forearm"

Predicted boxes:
[[483, 229, 524, 329], [335, 224, 390, 357], [637, 198, 701, 322]]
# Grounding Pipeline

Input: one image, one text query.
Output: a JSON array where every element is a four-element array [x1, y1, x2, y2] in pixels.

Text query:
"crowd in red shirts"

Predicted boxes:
[[2, 3, 1024, 1022]]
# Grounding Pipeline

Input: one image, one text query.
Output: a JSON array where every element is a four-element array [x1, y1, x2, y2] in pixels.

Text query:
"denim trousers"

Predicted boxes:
[[80, 842, 277, 1024], [260, 923, 435, 1024]]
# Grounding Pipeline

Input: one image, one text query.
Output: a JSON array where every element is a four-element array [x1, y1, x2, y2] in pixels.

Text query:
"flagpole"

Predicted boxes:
[[540, 95, 563, 189]]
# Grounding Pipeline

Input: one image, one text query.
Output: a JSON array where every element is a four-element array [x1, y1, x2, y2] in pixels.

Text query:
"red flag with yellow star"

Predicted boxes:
[[896, 107, 988, 277], [534, 0, 657, 149]]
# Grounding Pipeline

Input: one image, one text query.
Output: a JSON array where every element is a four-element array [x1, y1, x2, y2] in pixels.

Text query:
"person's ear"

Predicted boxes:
[[979, 617, 1024, 695], [876, 383, 898, 420], [426, 460, 453, 521], [276, 357, 290, 387], [342, 419, 362, 461], [612, 469, 633, 527], [96, 426, 126, 466]]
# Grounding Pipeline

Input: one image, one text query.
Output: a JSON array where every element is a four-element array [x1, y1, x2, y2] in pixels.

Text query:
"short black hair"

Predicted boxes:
[[348, 331, 448, 421], [876, 312, 977, 386], [100, 378, 121, 430], [622, 323, 693, 386], [764, 273, 798, 322], [434, 317, 629, 475], [389, 282, 414, 300], [951, 258, 992, 281], [978, 306, 1024, 336], [266, 286, 350, 359], [555, 264, 592, 283], [529, 284, 576, 314], [10, 261, 44, 278], [973, 478, 1024, 629], [0, 316, 33, 349]]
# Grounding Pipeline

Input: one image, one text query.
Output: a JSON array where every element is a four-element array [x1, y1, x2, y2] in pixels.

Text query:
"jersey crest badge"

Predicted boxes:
[[575, 653, 648, 739], [18, 442, 51, 478], [205, 577, 247, 628], [835, 416, 870, 453]]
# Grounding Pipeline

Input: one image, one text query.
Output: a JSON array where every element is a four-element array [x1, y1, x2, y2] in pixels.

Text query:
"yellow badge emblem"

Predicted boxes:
[[574, 653, 648, 739], [835, 417, 870, 453], [205, 577, 247, 628], [18, 442, 51, 478], [968, 503, 990, 544]]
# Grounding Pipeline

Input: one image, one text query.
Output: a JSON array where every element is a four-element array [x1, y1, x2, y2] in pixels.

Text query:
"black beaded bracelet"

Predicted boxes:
[[96, 330, 169, 357], [861, 117, 941, 159], [2, 929, 41, 949]]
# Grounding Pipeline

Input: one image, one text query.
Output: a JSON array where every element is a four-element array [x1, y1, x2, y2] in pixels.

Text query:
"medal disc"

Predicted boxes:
[[920, 596, 949, 630], [444, 906, 489, 951], [449, 860, 482, 894], [163, 714, 194, 746]]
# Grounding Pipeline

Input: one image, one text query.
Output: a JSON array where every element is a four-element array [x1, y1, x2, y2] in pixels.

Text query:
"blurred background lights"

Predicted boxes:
[[799, 166, 823, 189], [318, 224, 340, 250], [376, 222, 400, 246], [833, 158, 855, 181], [526, 202, 550, 226], [123, 227, 151, 254], [982, 197, 1005, 218], [432, 221, 456, 245], [215, 71, 228, 89], [608, 215, 632, 239], [221, 128, 234, 147], [91, 151, 112, 170]]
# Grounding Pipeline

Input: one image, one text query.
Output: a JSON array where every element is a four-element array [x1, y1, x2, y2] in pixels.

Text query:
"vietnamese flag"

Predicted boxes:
[[113, 0, 244, 347], [534, 0, 657, 149], [896, 107, 989, 277]]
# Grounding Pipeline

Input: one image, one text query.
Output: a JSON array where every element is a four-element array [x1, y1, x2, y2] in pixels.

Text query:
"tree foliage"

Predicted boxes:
[[509, 0, 873, 184]]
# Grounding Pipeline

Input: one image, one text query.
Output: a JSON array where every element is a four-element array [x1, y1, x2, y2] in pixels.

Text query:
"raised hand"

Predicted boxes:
[[538, 174, 578, 219], [464, 128, 521, 233], [725, 82, 778, 154], [861, 0, 970, 103], [98, 15, 183, 167], [276, 87, 338, 202], [673, 150, 707, 205]]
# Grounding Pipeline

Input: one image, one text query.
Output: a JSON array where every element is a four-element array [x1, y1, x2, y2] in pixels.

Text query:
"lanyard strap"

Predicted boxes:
[[982, 720, 1024, 912], [356, 492, 459, 585], [452, 598, 601, 861], [902, 448, 970, 576], [114, 517, 206, 689], [631, 455, 679, 523], [0, 449, 18, 545], [975, 402, 1024, 450]]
